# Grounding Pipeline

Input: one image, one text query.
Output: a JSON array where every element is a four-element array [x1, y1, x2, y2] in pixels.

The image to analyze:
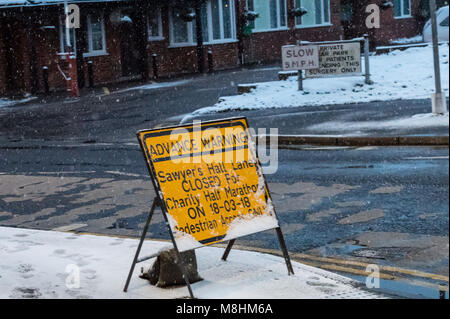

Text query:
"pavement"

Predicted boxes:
[[0, 226, 390, 299]]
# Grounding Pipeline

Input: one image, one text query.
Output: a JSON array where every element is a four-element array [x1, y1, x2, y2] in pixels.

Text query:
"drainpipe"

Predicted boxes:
[[194, 4, 205, 74]]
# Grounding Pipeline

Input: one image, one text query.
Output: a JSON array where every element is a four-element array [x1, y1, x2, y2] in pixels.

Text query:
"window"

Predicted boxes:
[[394, 0, 411, 18], [440, 16, 449, 27], [295, 0, 331, 27], [247, 0, 287, 31], [169, 0, 236, 46], [86, 13, 107, 56], [148, 9, 164, 40], [59, 12, 107, 57]]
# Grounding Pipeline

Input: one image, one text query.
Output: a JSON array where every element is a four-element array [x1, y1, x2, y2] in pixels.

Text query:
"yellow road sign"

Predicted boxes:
[[137, 118, 279, 252]]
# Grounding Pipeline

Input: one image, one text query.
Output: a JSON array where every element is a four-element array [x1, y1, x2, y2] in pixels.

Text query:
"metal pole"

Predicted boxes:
[[298, 70, 303, 91], [64, 0, 71, 48], [297, 40, 303, 91], [429, 0, 447, 114], [275, 227, 295, 275], [221, 239, 236, 261], [123, 198, 159, 293], [364, 34, 372, 85]]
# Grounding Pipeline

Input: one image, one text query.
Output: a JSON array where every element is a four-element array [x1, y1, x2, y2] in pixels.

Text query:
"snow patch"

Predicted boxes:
[[307, 112, 449, 131], [0, 96, 37, 109], [0, 226, 388, 299], [188, 45, 449, 115], [117, 80, 191, 93]]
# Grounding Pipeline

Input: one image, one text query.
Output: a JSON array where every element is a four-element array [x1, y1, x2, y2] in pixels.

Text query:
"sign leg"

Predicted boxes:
[[172, 247, 196, 299], [221, 239, 236, 261], [158, 201, 195, 298], [275, 227, 295, 275], [123, 198, 158, 293]]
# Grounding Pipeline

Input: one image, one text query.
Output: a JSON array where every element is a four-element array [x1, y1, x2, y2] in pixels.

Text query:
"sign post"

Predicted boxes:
[[429, 0, 447, 114], [124, 118, 294, 298]]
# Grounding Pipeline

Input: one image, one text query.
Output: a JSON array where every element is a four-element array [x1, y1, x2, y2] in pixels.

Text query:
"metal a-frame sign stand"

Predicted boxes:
[[123, 118, 294, 299]]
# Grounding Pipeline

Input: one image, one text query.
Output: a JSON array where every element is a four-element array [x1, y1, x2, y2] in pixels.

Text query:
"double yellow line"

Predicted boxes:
[[292, 253, 449, 293], [233, 245, 449, 293]]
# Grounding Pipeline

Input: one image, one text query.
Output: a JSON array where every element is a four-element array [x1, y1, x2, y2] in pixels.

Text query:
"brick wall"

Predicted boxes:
[[372, 0, 422, 44], [0, 0, 428, 97], [0, 23, 7, 96], [241, 0, 343, 64], [348, 0, 422, 46]]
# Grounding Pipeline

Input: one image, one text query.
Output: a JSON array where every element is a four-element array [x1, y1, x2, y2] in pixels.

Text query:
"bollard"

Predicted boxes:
[[152, 53, 158, 80], [42, 66, 49, 95], [87, 61, 94, 88], [298, 70, 303, 91], [208, 49, 214, 73]]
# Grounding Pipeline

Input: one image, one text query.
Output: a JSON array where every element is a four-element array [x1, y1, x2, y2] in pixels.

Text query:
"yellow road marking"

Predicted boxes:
[[301, 260, 449, 293]]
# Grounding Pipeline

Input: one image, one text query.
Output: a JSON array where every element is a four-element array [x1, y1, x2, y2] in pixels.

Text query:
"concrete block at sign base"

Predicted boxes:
[[278, 71, 298, 81], [237, 84, 257, 95], [140, 249, 203, 288], [279, 71, 298, 81]]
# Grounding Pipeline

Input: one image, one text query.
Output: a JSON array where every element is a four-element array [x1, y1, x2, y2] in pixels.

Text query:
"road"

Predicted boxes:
[[0, 143, 448, 278]]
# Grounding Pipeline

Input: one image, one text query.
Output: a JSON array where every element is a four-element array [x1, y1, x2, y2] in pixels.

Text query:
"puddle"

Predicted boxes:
[[344, 274, 449, 299], [107, 219, 134, 230], [315, 244, 365, 257]]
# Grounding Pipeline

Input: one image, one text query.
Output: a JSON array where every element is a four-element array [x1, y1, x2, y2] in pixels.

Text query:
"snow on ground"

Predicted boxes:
[[0, 226, 385, 299], [0, 96, 37, 109], [390, 35, 423, 44], [189, 45, 449, 116], [117, 79, 191, 93], [307, 112, 449, 132]]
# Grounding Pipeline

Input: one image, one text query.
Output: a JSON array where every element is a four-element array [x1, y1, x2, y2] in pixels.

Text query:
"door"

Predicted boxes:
[[120, 12, 142, 77]]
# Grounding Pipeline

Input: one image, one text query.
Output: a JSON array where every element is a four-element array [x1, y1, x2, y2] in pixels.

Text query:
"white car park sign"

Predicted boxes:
[[282, 45, 320, 71], [306, 42, 362, 78]]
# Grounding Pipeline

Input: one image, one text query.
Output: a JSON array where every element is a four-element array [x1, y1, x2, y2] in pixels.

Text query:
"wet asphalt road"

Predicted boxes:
[[0, 143, 448, 277]]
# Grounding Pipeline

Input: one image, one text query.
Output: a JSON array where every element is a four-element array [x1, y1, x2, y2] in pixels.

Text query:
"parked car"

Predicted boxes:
[[423, 5, 449, 42]]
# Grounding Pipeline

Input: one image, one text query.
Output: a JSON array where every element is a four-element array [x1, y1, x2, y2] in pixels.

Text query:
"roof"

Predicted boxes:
[[0, 0, 125, 9]]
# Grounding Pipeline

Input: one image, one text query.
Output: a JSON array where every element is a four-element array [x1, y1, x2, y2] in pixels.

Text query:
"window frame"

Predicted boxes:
[[394, 0, 412, 19], [84, 13, 108, 57], [169, 0, 237, 48], [295, 0, 332, 29], [148, 9, 165, 41], [246, 0, 289, 33]]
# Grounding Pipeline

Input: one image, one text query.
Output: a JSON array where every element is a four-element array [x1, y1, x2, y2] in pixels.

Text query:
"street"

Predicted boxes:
[[0, 142, 448, 275]]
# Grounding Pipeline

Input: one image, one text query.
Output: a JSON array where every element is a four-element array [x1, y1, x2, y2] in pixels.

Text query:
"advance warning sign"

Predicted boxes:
[[137, 118, 279, 252]]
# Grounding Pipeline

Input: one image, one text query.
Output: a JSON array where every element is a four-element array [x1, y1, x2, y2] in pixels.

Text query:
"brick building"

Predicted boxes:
[[0, 0, 426, 97]]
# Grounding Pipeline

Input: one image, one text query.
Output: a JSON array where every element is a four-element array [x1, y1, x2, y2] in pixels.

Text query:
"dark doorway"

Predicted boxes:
[[120, 12, 143, 77], [2, 18, 26, 96]]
